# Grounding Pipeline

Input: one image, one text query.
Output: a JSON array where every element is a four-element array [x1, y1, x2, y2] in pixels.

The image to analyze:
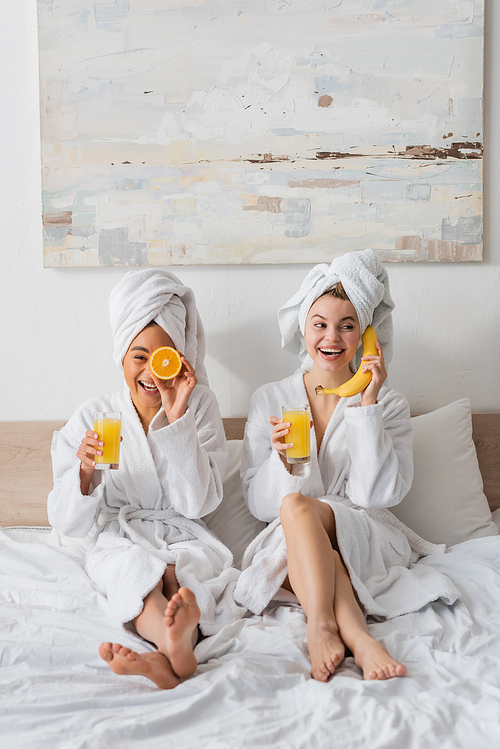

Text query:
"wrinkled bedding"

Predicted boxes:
[[1, 521, 500, 749]]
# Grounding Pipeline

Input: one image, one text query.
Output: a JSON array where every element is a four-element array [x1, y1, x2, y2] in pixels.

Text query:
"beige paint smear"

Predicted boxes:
[[395, 235, 482, 261]]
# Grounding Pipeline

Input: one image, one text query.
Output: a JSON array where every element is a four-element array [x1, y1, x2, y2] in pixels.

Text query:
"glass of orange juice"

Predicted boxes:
[[93, 412, 121, 470], [282, 405, 311, 464]]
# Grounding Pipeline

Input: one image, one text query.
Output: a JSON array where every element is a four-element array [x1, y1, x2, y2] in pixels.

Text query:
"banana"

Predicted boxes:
[[315, 325, 378, 398]]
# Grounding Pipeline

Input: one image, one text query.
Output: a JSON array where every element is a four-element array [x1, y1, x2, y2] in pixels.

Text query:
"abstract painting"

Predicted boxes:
[[38, 0, 484, 266]]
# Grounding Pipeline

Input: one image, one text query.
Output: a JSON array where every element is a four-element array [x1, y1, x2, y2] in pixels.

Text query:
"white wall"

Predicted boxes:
[[1, 1, 499, 421]]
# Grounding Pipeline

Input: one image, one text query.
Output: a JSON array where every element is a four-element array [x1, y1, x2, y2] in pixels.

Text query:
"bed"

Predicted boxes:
[[1, 398, 500, 748]]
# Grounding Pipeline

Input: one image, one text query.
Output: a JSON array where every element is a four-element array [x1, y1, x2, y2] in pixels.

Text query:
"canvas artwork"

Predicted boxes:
[[38, 0, 484, 267]]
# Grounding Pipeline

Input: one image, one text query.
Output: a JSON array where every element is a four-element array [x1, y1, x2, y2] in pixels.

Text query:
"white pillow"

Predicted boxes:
[[203, 440, 266, 568], [390, 398, 498, 547]]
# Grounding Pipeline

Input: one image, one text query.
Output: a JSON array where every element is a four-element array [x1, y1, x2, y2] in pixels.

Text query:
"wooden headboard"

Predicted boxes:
[[0, 415, 499, 527]]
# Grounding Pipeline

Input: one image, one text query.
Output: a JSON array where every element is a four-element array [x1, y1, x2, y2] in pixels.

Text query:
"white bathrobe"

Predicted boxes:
[[233, 372, 459, 619], [48, 385, 244, 636]]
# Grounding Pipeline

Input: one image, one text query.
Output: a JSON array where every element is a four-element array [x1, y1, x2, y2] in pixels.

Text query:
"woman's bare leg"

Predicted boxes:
[[332, 551, 407, 680], [280, 493, 406, 681], [99, 565, 200, 687], [280, 493, 345, 681]]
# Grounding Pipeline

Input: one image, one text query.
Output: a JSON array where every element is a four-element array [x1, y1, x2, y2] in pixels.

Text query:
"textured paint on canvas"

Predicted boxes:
[[38, 0, 484, 266]]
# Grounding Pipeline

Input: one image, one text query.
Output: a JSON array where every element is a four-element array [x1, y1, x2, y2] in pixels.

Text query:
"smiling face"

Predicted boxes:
[[122, 323, 176, 420], [304, 294, 361, 381]]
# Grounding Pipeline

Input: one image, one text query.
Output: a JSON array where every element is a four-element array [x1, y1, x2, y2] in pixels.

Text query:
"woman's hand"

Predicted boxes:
[[153, 355, 197, 423], [77, 430, 102, 494], [269, 416, 293, 471], [77, 430, 103, 471], [360, 341, 387, 406]]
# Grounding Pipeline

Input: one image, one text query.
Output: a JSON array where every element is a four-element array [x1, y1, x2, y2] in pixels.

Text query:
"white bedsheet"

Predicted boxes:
[[2, 523, 500, 749]]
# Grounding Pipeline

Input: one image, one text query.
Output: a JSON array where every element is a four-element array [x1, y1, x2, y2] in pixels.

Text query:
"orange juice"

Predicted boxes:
[[94, 413, 121, 469], [282, 406, 311, 464]]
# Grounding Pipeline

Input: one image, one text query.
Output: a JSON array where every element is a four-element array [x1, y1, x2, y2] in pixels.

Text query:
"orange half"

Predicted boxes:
[[149, 347, 183, 380]]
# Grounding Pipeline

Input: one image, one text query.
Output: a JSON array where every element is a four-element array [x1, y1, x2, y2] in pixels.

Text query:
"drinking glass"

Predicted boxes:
[[93, 412, 121, 470], [282, 405, 311, 464]]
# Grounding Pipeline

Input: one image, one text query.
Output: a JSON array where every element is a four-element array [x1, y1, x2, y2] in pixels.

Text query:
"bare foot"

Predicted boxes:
[[99, 642, 181, 689], [162, 587, 200, 680], [352, 634, 407, 680], [307, 620, 345, 682]]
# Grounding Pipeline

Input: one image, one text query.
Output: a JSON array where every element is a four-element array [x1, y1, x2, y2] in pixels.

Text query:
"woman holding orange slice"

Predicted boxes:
[[48, 269, 242, 689], [234, 250, 458, 683]]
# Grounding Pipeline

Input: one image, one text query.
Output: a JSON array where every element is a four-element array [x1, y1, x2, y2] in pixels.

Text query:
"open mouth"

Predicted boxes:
[[318, 348, 344, 359], [138, 380, 159, 394]]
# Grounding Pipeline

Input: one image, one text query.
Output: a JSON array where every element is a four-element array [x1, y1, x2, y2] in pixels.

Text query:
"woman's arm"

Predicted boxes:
[[344, 389, 413, 510], [47, 408, 105, 537], [149, 387, 228, 519], [241, 390, 311, 523]]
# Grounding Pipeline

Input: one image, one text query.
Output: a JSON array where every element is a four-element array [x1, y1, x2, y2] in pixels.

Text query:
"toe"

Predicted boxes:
[[98, 643, 113, 662], [164, 600, 178, 617], [178, 587, 196, 605]]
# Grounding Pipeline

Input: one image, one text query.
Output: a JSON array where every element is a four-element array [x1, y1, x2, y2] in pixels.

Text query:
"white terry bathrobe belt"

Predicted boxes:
[[96, 504, 223, 554]]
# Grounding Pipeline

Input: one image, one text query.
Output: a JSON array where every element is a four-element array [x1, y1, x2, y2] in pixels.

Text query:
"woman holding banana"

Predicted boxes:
[[234, 249, 458, 683]]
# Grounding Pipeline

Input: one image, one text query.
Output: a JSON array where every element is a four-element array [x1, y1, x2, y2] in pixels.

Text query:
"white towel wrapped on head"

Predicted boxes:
[[278, 249, 395, 371], [109, 268, 209, 386]]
